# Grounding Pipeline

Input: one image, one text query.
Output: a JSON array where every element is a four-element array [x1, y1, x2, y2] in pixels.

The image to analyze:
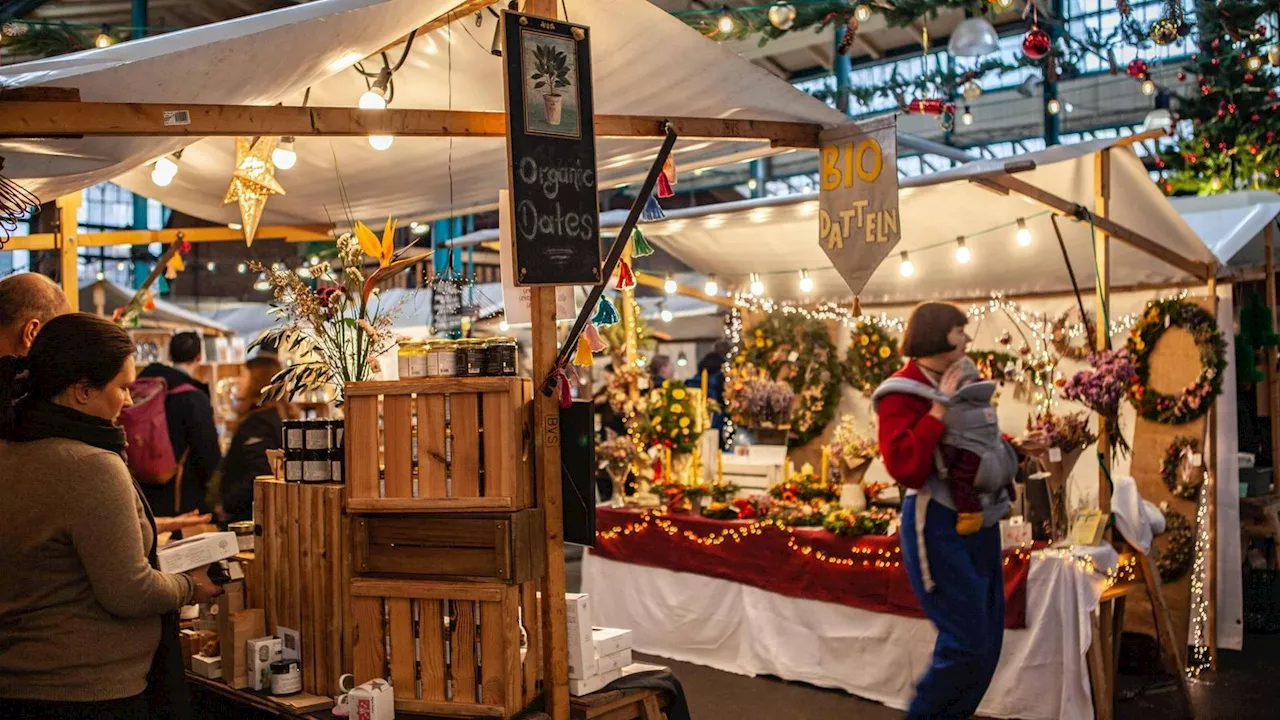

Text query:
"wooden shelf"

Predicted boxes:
[[345, 376, 524, 397], [346, 497, 516, 514]]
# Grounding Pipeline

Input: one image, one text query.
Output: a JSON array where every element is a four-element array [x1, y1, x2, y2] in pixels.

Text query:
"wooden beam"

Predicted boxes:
[[0, 102, 822, 148], [374, 0, 501, 55], [5, 225, 333, 251], [973, 174, 1212, 279], [633, 271, 735, 308], [56, 193, 81, 312], [857, 36, 884, 60], [1095, 149, 1112, 516]]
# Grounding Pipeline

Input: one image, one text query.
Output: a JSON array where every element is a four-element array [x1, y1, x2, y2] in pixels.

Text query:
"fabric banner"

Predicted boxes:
[[817, 115, 900, 296], [591, 506, 1033, 628]]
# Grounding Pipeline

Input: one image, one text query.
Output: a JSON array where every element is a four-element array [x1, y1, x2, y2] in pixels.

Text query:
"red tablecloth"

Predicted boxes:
[[590, 507, 1033, 629]]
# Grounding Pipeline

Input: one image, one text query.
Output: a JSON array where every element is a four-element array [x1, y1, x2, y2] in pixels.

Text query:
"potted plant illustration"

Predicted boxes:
[[531, 43, 571, 126]]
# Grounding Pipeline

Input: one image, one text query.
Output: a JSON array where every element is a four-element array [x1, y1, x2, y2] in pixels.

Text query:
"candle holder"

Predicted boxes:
[[606, 465, 631, 509]]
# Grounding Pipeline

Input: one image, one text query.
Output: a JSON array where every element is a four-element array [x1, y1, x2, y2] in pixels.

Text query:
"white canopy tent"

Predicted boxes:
[[1172, 190, 1280, 269]]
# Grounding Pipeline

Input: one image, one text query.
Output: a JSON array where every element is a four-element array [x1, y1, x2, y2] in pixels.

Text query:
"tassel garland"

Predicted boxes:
[[592, 295, 620, 326], [583, 322, 609, 352], [572, 337, 594, 367], [616, 259, 636, 290], [553, 368, 572, 409], [656, 173, 674, 199], [641, 194, 665, 222], [630, 228, 656, 257], [662, 156, 677, 185]]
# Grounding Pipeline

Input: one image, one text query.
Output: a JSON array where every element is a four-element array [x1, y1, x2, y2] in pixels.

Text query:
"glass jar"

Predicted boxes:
[[485, 337, 518, 376], [430, 340, 458, 377], [459, 338, 486, 376], [398, 340, 427, 379]]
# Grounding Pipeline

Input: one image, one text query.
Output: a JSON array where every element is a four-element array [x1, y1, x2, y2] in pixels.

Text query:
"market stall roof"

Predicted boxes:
[[1170, 191, 1280, 269], [470, 136, 1213, 306], [0, 0, 870, 226], [81, 280, 234, 335]]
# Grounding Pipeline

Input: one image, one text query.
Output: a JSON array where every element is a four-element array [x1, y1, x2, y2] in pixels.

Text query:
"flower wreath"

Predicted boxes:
[[740, 313, 841, 446], [845, 317, 904, 396], [1160, 436, 1205, 500], [1157, 506, 1195, 583], [1127, 298, 1227, 426], [1050, 307, 1098, 362]]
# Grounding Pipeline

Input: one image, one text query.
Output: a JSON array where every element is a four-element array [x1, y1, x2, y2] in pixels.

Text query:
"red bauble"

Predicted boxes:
[[1269, 131, 1277, 143], [1246, 73, 1256, 82], [1253, 113, 1263, 122], [1126, 58, 1148, 78], [1217, 109, 1227, 118], [1201, 85, 1211, 96], [1156, 159, 1166, 168], [1228, 103, 1238, 113], [1270, 89, 1278, 98], [1219, 142, 1229, 151], [1022, 27, 1051, 59], [1211, 39, 1220, 50], [1211, 58, 1220, 66], [1177, 71, 1187, 81], [1163, 183, 1174, 194], [1191, 54, 1199, 61]]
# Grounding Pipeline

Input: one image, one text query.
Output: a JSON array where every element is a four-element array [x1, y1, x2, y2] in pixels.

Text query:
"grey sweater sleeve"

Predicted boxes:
[[69, 452, 192, 618]]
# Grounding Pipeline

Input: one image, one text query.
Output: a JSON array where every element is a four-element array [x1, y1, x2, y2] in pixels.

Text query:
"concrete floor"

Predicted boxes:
[[567, 547, 1280, 719]]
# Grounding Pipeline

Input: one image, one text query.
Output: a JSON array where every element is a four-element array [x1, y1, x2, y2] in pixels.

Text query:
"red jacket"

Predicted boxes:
[[876, 361, 945, 490]]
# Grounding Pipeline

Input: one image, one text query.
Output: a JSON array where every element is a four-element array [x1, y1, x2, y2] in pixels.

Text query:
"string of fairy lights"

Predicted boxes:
[[1187, 472, 1213, 678]]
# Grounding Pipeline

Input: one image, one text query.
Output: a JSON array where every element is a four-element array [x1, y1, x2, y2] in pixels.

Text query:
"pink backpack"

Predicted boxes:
[[120, 376, 197, 485]]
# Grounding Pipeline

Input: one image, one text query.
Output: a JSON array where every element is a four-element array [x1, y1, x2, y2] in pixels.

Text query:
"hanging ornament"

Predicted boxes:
[[1269, 46, 1280, 67], [641, 194, 665, 222], [906, 97, 946, 115], [837, 15, 859, 56], [616, 259, 636, 290], [1177, 20, 1191, 37], [630, 227, 656, 257], [656, 173, 674, 199], [224, 136, 285, 247], [572, 337, 594, 367], [1149, 17, 1178, 45], [662, 156, 677, 186], [940, 103, 956, 131], [583, 323, 609, 353], [1022, 26, 1051, 60], [962, 80, 983, 101], [766, 3, 796, 31], [1126, 59, 1148, 78], [998, 331, 1013, 346], [592, 296, 620, 326]]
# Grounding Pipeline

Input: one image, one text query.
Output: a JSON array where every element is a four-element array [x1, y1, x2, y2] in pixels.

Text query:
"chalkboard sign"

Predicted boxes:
[[502, 11, 601, 287]]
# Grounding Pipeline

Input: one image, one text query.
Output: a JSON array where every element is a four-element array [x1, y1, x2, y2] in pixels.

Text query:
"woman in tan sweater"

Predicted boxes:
[[0, 314, 221, 720]]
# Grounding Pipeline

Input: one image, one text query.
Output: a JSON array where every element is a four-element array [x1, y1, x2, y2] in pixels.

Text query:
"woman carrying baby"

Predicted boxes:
[[872, 302, 1047, 720]]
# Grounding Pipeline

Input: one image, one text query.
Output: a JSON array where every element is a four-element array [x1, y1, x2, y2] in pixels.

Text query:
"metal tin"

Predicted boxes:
[[302, 448, 331, 483], [484, 337, 518, 376], [282, 419, 306, 452], [229, 521, 255, 551], [303, 418, 331, 452], [459, 338, 486, 376]]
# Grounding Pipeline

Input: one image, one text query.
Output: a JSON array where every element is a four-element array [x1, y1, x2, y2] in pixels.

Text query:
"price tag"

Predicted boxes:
[[1049, 447, 1063, 463], [1191, 452, 1203, 468]]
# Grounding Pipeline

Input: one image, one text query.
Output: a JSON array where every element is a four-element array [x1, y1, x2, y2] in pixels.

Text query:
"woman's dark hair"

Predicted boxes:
[[0, 313, 134, 437], [901, 302, 968, 358], [233, 354, 297, 431]]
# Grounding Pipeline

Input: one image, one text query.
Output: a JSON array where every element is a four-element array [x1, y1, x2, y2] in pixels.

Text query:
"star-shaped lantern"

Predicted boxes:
[[224, 136, 285, 246]]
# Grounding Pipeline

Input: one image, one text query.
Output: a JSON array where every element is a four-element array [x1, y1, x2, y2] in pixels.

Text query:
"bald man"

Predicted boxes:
[[0, 273, 71, 356]]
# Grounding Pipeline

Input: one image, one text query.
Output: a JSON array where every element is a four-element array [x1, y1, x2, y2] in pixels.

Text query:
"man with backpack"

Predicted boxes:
[[132, 332, 222, 517]]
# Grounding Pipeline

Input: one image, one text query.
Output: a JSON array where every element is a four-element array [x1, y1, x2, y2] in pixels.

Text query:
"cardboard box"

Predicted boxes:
[[565, 593, 596, 680], [592, 627, 632, 657], [569, 668, 621, 697], [191, 654, 221, 680], [596, 648, 632, 675], [347, 679, 394, 720], [158, 532, 239, 573], [246, 637, 282, 691]]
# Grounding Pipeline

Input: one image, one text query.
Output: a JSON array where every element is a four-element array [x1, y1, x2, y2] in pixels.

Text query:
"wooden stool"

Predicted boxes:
[[570, 688, 666, 720]]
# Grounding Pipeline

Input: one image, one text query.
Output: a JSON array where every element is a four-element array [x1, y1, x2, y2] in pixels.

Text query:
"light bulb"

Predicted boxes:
[[704, 275, 719, 296], [1047, 99, 1062, 115], [1016, 218, 1032, 246], [663, 274, 677, 294], [368, 135, 394, 151], [746, 178, 758, 190], [955, 239, 971, 264], [660, 306, 673, 323], [1248, 55, 1263, 72], [94, 26, 114, 48], [899, 252, 914, 277], [677, 352, 688, 367], [412, 223, 429, 235], [498, 319, 510, 332], [96, 270, 105, 281], [749, 272, 764, 296], [206, 261, 216, 272], [309, 255, 321, 266], [116, 261, 126, 271], [961, 108, 974, 126], [358, 89, 387, 110], [272, 137, 297, 170], [995, 0, 1014, 7], [798, 269, 814, 294], [855, 4, 872, 22], [237, 262, 248, 274], [151, 164, 174, 187], [1064, 102, 1074, 113], [1141, 79, 1156, 96], [717, 6, 734, 33], [1209, 176, 1223, 191], [254, 274, 270, 292]]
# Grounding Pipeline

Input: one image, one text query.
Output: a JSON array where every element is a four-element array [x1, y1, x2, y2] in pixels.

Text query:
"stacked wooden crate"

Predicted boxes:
[[344, 377, 544, 718]]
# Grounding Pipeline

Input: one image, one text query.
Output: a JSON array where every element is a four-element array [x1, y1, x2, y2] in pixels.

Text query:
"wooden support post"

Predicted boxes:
[[1268, 222, 1280, 498], [1094, 150, 1111, 514], [55, 193, 81, 312]]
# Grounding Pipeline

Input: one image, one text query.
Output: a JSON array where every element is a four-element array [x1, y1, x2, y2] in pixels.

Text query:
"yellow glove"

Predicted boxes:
[[955, 511, 983, 536]]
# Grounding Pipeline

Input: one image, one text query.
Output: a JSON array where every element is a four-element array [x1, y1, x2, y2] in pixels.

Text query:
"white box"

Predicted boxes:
[[191, 654, 221, 680], [246, 637, 282, 691], [569, 668, 622, 697], [596, 648, 632, 675], [592, 627, 632, 657], [620, 662, 668, 678], [157, 532, 239, 573], [565, 593, 596, 680], [347, 678, 394, 720], [1000, 517, 1032, 550]]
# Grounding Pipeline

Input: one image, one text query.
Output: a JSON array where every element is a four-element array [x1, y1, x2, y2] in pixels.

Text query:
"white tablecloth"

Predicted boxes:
[[584, 546, 1115, 720]]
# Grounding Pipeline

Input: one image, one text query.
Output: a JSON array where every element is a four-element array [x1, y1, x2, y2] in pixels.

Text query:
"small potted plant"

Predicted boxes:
[[532, 43, 572, 126]]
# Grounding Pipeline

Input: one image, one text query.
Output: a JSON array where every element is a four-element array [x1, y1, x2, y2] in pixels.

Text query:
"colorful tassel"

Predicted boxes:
[[663, 156, 677, 185], [616, 259, 636, 290], [631, 228, 656, 258], [553, 368, 572, 409], [572, 337, 594, 367], [583, 323, 609, 353], [592, 296, 620, 326], [656, 173, 674, 199], [641, 194, 665, 222]]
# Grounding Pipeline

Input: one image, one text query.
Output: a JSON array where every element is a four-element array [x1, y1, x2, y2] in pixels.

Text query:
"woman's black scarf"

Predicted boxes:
[[14, 400, 191, 719]]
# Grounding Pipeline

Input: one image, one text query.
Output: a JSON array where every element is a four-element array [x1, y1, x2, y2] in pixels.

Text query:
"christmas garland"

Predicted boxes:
[[1157, 506, 1195, 583], [824, 507, 896, 537], [1160, 436, 1205, 500], [845, 317, 904, 396], [1126, 299, 1227, 426], [740, 313, 841, 446], [1050, 307, 1097, 362]]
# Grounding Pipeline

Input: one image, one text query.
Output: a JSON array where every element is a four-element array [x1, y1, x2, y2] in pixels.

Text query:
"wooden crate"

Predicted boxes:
[[353, 509, 546, 584], [350, 578, 541, 718], [344, 378, 533, 514], [254, 477, 350, 698]]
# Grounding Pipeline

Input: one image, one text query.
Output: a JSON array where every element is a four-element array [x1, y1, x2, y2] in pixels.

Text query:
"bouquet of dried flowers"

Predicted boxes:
[[251, 219, 419, 404], [726, 372, 795, 428], [1028, 411, 1097, 455], [1061, 348, 1136, 462], [596, 432, 642, 476], [829, 415, 878, 470]]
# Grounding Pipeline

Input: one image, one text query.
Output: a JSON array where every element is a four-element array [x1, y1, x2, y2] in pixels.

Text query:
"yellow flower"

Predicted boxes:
[[859, 335, 870, 346], [871, 334, 880, 343], [670, 428, 679, 437], [670, 403, 683, 414], [679, 417, 690, 428], [672, 388, 687, 400], [879, 346, 892, 359]]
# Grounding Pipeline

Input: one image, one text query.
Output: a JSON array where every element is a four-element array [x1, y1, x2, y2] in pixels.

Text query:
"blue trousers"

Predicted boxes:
[[899, 494, 1005, 720]]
